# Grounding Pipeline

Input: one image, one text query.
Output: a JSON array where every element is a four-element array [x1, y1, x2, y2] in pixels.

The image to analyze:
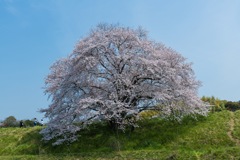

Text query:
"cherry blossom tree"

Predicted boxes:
[[40, 24, 209, 145]]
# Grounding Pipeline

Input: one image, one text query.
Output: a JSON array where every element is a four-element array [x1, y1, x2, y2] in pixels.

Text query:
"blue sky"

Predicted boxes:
[[1, 0, 240, 120]]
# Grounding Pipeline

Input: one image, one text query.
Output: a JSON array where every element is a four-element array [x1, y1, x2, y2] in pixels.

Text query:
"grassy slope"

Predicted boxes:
[[1, 110, 240, 159]]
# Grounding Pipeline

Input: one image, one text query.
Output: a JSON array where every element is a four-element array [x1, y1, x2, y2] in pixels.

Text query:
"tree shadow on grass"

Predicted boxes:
[[16, 116, 207, 155], [43, 115, 207, 154], [127, 115, 207, 150]]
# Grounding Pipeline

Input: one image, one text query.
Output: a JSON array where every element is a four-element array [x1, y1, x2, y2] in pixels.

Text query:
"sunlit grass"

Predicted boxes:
[[0, 126, 42, 155]]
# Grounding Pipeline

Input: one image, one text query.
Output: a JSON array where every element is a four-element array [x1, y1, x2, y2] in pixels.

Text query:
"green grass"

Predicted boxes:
[[233, 110, 240, 139], [0, 126, 42, 155], [1, 110, 240, 159]]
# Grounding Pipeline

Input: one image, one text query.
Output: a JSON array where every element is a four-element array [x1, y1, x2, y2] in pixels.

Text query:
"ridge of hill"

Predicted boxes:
[[1, 110, 240, 159]]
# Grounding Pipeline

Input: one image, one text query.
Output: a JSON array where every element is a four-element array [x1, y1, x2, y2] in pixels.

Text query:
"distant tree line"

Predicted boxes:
[[0, 116, 42, 128], [201, 96, 240, 112]]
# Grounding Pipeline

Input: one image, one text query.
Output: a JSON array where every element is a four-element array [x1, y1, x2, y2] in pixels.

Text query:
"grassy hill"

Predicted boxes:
[[1, 110, 240, 159]]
